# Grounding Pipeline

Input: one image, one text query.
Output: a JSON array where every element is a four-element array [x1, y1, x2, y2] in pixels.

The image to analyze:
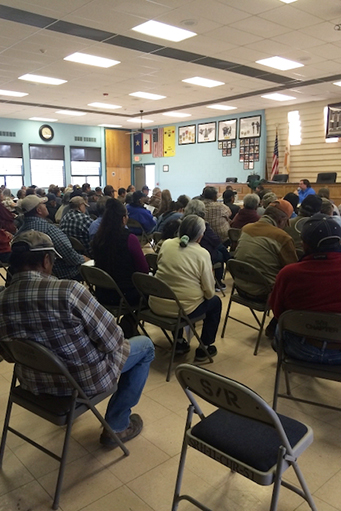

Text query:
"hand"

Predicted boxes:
[[83, 256, 91, 262]]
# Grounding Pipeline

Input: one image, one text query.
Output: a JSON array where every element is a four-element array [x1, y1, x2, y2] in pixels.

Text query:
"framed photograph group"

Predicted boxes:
[[326, 103, 341, 138], [239, 115, 261, 139], [239, 138, 259, 170], [178, 125, 196, 145], [218, 119, 237, 141], [198, 122, 216, 143]]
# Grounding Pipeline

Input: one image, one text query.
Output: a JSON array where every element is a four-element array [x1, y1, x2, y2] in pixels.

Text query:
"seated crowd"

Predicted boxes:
[[0, 177, 341, 453]]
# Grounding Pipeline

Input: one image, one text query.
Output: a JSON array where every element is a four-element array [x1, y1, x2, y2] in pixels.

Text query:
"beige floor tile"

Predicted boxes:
[[315, 470, 341, 508], [144, 380, 190, 413], [0, 480, 57, 511], [0, 448, 34, 497], [141, 413, 185, 457], [38, 453, 122, 511], [80, 485, 154, 511], [296, 495, 340, 511]]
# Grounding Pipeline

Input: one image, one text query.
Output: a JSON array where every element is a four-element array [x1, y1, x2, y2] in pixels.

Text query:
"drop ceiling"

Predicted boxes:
[[0, 0, 341, 128]]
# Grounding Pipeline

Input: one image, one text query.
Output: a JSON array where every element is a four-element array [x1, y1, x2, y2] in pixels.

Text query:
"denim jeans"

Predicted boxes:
[[105, 336, 155, 432], [276, 330, 341, 365]]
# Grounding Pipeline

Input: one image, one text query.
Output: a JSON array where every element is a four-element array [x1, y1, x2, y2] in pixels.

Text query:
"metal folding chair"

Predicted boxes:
[[145, 252, 158, 275], [0, 339, 129, 510], [227, 227, 241, 255], [172, 363, 317, 511], [273, 310, 341, 412], [221, 259, 272, 355], [132, 272, 213, 381], [68, 235, 86, 254], [127, 218, 154, 250]]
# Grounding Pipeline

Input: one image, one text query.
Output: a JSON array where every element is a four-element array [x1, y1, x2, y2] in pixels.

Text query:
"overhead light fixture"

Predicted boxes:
[[127, 117, 153, 124], [333, 81, 341, 87], [55, 110, 86, 116], [261, 93, 296, 101], [64, 52, 120, 68], [88, 102, 122, 109], [162, 112, 191, 118], [29, 117, 58, 122], [18, 74, 67, 85], [207, 104, 237, 110], [182, 77, 225, 88], [256, 56, 303, 71], [132, 20, 196, 42], [98, 124, 122, 128], [129, 91, 166, 100], [280, 0, 297, 3], [0, 89, 28, 97]]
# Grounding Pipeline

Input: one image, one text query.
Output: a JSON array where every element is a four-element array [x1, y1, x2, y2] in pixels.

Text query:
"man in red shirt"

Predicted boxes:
[[270, 213, 341, 364]]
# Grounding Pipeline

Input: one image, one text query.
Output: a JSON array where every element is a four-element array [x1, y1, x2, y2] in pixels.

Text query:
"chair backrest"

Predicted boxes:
[[225, 177, 238, 183], [316, 172, 337, 184], [133, 272, 178, 302], [278, 310, 341, 344], [153, 232, 162, 243], [145, 253, 158, 274], [127, 218, 145, 233], [272, 174, 289, 182], [228, 228, 241, 242], [80, 265, 120, 292], [227, 259, 272, 295], [68, 236, 85, 252]]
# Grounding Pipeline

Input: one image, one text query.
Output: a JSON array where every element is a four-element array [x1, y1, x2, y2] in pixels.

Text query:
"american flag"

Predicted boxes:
[[152, 127, 164, 158], [270, 130, 279, 180]]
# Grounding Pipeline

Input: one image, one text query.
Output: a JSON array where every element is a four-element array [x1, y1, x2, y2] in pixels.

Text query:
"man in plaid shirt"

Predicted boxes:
[[203, 187, 232, 244], [0, 230, 154, 448], [60, 196, 93, 255]]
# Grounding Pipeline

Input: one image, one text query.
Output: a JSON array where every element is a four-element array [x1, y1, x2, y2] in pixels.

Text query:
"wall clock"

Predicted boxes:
[[39, 124, 54, 141]]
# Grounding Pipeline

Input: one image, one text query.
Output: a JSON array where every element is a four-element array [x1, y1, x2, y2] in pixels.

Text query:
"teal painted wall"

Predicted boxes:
[[0, 118, 106, 190], [132, 109, 266, 199]]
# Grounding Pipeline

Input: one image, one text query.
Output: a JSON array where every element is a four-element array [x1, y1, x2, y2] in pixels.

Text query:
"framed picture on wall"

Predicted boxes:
[[239, 115, 261, 139], [198, 122, 216, 143], [218, 119, 237, 141], [178, 125, 196, 145], [326, 103, 341, 137]]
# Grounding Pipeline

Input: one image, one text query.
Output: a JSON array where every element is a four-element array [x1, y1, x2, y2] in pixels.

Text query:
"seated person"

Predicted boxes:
[[223, 189, 240, 220], [203, 186, 231, 244], [270, 213, 341, 364], [285, 195, 322, 253], [283, 192, 299, 218], [231, 193, 260, 229], [60, 196, 93, 255], [153, 200, 184, 233], [149, 187, 161, 215], [149, 215, 222, 361], [46, 193, 59, 223], [0, 230, 154, 447], [297, 179, 316, 203], [89, 196, 110, 240], [126, 191, 156, 234]]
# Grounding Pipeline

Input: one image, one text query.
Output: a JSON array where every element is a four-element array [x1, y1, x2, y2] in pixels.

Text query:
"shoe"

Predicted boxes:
[[195, 345, 218, 362], [265, 324, 275, 340], [175, 338, 191, 355], [100, 414, 143, 448], [215, 282, 226, 292]]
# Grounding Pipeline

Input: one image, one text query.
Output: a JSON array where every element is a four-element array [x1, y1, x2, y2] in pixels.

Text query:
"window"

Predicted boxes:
[[0, 143, 23, 189], [70, 147, 101, 188], [30, 145, 65, 188], [288, 110, 301, 145]]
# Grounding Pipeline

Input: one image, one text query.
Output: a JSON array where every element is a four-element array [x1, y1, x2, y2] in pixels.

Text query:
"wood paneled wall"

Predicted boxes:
[[265, 98, 341, 183], [105, 129, 131, 190]]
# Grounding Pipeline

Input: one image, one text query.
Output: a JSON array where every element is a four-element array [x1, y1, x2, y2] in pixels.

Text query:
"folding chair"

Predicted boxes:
[[227, 227, 241, 255], [221, 259, 272, 355], [273, 310, 341, 412], [0, 339, 129, 510], [68, 235, 86, 254], [172, 363, 317, 511], [0, 260, 11, 286], [127, 218, 154, 250], [132, 272, 213, 382], [152, 231, 162, 244], [145, 252, 158, 275]]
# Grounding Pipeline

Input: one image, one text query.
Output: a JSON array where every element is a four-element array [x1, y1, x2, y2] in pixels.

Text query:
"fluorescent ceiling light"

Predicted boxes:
[[127, 117, 153, 124], [162, 112, 191, 118], [64, 52, 120, 68], [0, 89, 28, 97], [280, 0, 297, 3], [256, 56, 303, 71], [132, 20, 196, 42], [88, 102, 122, 109], [182, 77, 225, 88], [98, 124, 122, 128], [207, 104, 237, 110], [333, 81, 341, 87], [129, 91, 166, 100], [55, 110, 86, 116], [261, 93, 296, 101], [29, 117, 58, 122], [18, 74, 67, 85]]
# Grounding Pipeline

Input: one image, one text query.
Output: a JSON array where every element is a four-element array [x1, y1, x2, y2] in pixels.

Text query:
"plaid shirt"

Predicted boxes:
[[17, 217, 84, 279], [60, 209, 93, 254], [0, 271, 130, 396], [203, 199, 231, 242]]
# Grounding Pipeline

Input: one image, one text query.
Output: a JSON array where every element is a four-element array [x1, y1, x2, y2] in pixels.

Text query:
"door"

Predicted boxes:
[[133, 164, 146, 190]]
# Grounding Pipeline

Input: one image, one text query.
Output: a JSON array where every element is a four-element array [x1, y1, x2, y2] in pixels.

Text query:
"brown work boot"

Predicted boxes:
[[100, 414, 143, 448]]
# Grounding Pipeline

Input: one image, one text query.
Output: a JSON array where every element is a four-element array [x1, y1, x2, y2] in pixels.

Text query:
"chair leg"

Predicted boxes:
[[272, 359, 282, 412], [253, 308, 268, 356], [284, 369, 292, 395], [166, 325, 180, 382], [290, 461, 318, 511], [0, 396, 14, 467], [221, 293, 233, 338], [270, 446, 285, 511]]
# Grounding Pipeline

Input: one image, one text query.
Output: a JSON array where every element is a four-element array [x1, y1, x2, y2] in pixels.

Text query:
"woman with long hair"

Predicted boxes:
[[92, 198, 149, 306], [156, 189, 172, 217]]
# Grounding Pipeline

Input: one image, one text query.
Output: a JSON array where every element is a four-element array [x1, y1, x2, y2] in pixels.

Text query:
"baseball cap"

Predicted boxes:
[[300, 195, 322, 215], [47, 193, 56, 202], [262, 192, 277, 208], [269, 199, 293, 218], [69, 196, 89, 207], [11, 230, 62, 258], [21, 195, 47, 213], [223, 190, 237, 200], [132, 190, 145, 203], [301, 213, 341, 250]]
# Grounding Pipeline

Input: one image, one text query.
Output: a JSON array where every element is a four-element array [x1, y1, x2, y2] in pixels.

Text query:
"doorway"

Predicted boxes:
[[133, 163, 155, 191]]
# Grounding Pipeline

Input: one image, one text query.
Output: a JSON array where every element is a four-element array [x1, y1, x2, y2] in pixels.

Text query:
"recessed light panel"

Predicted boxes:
[[280, 0, 297, 3], [182, 77, 225, 88], [256, 56, 303, 71], [207, 104, 237, 110], [88, 102, 122, 109], [55, 110, 86, 116], [129, 91, 166, 100], [333, 81, 341, 87], [29, 117, 58, 122], [132, 20, 196, 42], [0, 89, 28, 97], [127, 117, 153, 124], [18, 74, 67, 85], [98, 124, 122, 128], [162, 112, 191, 118], [64, 52, 120, 68], [261, 93, 296, 101]]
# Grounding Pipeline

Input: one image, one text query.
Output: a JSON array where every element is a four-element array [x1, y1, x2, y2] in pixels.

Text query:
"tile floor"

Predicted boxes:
[[0, 274, 341, 511]]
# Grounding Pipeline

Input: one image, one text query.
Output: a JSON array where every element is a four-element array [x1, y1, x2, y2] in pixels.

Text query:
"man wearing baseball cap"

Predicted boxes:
[[223, 189, 240, 220], [234, 199, 297, 298], [0, 230, 154, 447], [16, 194, 87, 280], [60, 196, 93, 255], [270, 213, 341, 363]]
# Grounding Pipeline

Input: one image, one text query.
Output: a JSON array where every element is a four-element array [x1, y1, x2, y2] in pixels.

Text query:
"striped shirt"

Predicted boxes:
[[0, 271, 130, 396]]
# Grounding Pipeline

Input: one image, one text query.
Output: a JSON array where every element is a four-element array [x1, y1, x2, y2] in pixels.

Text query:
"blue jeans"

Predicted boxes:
[[276, 329, 341, 365], [105, 336, 155, 432]]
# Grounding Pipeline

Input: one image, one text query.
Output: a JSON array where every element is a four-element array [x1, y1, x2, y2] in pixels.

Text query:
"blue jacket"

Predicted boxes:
[[298, 187, 315, 203], [126, 204, 156, 234]]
